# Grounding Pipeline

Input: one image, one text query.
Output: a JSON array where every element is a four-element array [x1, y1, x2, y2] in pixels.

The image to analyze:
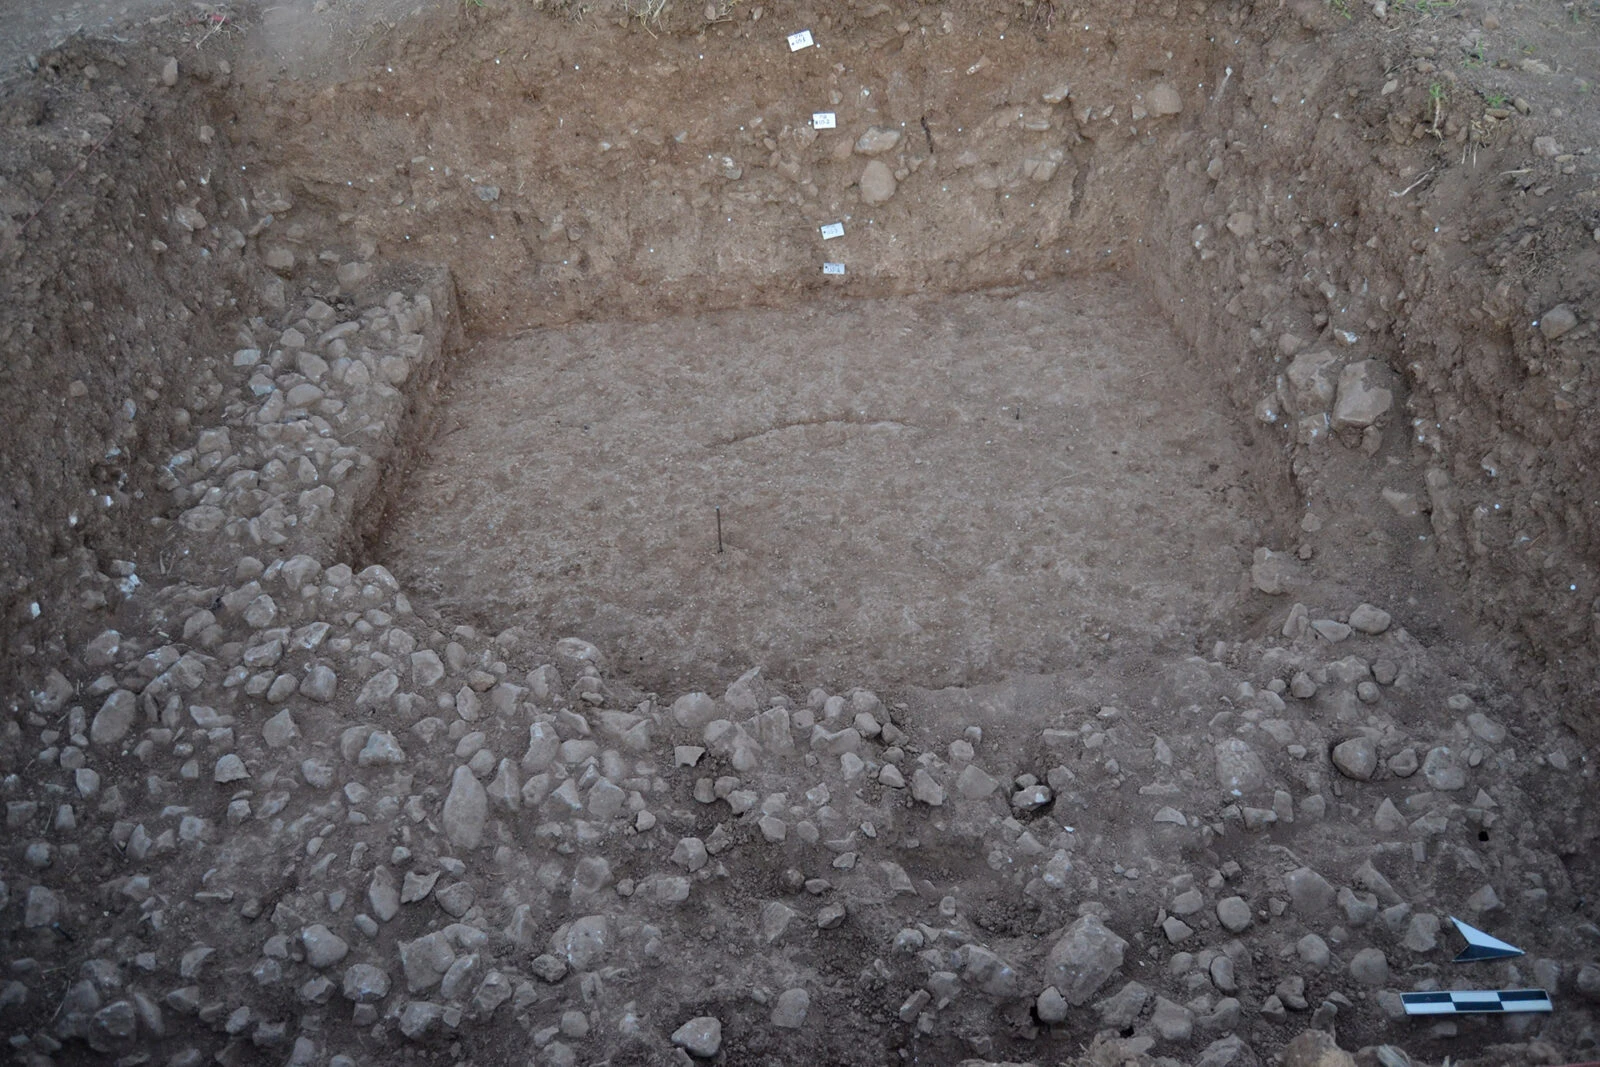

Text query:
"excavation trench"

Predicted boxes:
[[1, 2, 1598, 1065]]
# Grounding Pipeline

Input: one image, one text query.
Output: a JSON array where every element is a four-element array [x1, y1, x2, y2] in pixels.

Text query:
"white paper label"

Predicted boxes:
[[819, 222, 845, 240], [787, 29, 814, 51], [822, 262, 846, 275], [811, 111, 836, 129]]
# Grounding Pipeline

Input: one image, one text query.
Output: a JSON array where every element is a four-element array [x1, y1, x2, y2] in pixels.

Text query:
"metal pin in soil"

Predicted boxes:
[[715, 506, 723, 554]]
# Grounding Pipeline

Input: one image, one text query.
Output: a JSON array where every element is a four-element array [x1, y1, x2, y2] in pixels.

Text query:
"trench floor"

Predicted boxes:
[[379, 276, 1265, 692]]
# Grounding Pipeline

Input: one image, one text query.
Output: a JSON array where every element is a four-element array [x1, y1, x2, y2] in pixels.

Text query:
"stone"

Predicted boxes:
[[1422, 746, 1467, 790], [1250, 548, 1298, 595], [671, 692, 719, 728], [1332, 360, 1393, 428], [959, 943, 1020, 998], [1331, 737, 1378, 780], [956, 763, 998, 799], [911, 768, 945, 806], [436, 881, 476, 918], [262, 709, 299, 748], [1388, 748, 1418, 777], [1285, 867, 1335, 915], [1151, 995, 1194, 1041], [336, 261, 371, 291], [1195, 1035, 1258, 1067], [23, 885, 59, 927], [411, 650, 445, 688], [1401, 912, 1440, 953], [1348, 604, 1391, 634], [1095, 980, 1149, 1029], [1466, 712, 1506, 744], [859, 160, 897, 204], [1216, 896, 1252, 933], [399, 933, 456, 992], [854, 127, 901, 155], [553, 915, 609, 969], [91, 690, 138, 746], [1043, 914, 1128, 1005], [1036, 985, 1068, 1023], [442, 765, 487, 850], [1282, 1029, 1357, 1067], [342, 964, 390, 1003], [1171, 889, 1204, 916], [1147, 83, 1183, 115], [671, 1016, 722, 1058], [368, 868, 400, 921], [1214, 738, 1267, 795], [771, 987, 810, 1028], [672, 837, 708, 871], [1539, 304, 1577, 340], [1297, 933, 1331, 968], [302, 665, 337, 702], [213, 754, 249, 783], [357, 731, 405, 766], [398, 1001, 443, 1040], [1373, 798, 1406, 833], [1286, 349, 1340, 412], [300, 925, 349, 969], [1349, 947, 1389, 986]]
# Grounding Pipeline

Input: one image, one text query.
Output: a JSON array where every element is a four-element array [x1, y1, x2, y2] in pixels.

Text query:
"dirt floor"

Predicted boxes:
[[0, 0, 1598, 1066], [381, 279, 1261, 692]]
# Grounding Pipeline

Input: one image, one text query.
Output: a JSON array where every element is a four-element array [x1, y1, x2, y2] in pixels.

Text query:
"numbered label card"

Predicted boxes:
[[812, 112, 836, 129], [822, 263, 846, 275], [787, 29, 814, 51], [819, 222, 845, 240]]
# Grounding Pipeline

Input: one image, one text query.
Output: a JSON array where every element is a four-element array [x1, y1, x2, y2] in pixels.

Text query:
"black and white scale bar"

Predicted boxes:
[[1401, 989, 1552, 1015], [1450, 915, 1525, 962]]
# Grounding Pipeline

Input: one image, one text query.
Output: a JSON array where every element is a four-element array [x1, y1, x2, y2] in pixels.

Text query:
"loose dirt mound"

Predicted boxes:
[[0, 1, 1596, 1066]]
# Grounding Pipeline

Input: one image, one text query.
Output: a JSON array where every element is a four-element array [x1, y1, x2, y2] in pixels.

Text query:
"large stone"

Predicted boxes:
[[1349, 947, 1389, 986], [1151, 995, 1194, 1041], [1214, 738, 1267, 796], [368, 867, 400, 921], [1036, 985, 1068, 1023], [770, 987, 809, 1028], [854, 127, 901, 155], [1147, 83, 1183, 115], [1285, 867, 1335, 916], [357, 731, 406, 766], [1332, 360, 1393, 428], [1250, 548, 1299, 595], [90, 690, 138, 746], [1043, 915, 1128, 1005], [671, 1016, 722, 1058], [1331, 737, 1378, 781], [442, 766, 487, 850], [1422, 746, 1467, 790], [1094, 980, 1149, 1028], [552, 915, 609, 970], [399, 933, 456, 992], [859, 160, 897, 204], [342, 963, 391, 1003], [1286, 350, 1340, 413], [1539, 304, 1577, 340], [956, 764, 998, 799], [301, 924, 349, 969], [911, 768, 945, 806], [1216, 896, 1252, 933], [671, 693, 718, 729], [1348, 603, 1391, 634], [1281, 1029, 1357, 1067]]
